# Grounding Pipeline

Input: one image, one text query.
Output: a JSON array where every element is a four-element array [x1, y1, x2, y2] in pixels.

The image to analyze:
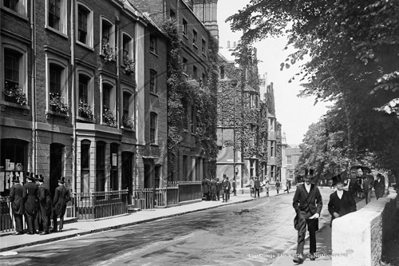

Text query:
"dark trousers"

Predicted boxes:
[[25, 212, 39, 233], [296, 212, 318, 255], [52, 213, 64, 231], [40, 208, 51, 233], [14, 214, 23, 233], [254, 188, 260, 197], [223, 190, 229, 201], [216, 191, 220, 200]]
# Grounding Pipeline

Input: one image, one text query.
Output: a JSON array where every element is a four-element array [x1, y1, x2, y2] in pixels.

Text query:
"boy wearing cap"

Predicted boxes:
[[10, 175, 24, 235], [328, 175, 357, 227], [292, 169, 322, 264]]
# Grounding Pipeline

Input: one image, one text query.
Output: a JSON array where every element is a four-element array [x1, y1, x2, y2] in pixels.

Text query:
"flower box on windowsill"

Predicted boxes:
[[49, 92, 69, 115], [123, 59, 135, 75], [3, 83, 27, 106], [103, 108, 116, 127], [101, 43, 116, 62], [79, 102, 94, 121]]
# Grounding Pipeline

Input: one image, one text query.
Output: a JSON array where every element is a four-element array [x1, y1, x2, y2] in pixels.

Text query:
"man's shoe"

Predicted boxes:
[[40, 231, 49, 235], [50, 229, 57, 233], [309, 253, 316, 261], [293, 254, 304, 264]]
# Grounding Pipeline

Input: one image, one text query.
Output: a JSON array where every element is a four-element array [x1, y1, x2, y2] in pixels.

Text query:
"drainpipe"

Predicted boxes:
[[30, 0, 37, 176], [70, 0, 77, 197]]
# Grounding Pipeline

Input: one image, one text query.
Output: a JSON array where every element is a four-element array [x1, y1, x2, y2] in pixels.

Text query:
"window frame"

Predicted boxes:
[[149, 112, 158, 144], [2, 44, 28, 104], [182, 18, 188, 37], [46, 0, 67, 35], [122, 90, 135, 131], [149, 69, 157, 94], [100, 77, 116, 126], [100, 17, 115, 57], [76, 3, 93, 48], [121, 32, 134, 66], [149, 34, 157, 54], [46, 54, 68, 114], [2, 0, 28, 17], [202, 39, 206, 55], [192, 29, 197, 46]]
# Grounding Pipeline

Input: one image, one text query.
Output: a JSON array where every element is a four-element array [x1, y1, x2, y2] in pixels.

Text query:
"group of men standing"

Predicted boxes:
[[9, 173, 71, 235], [202, 175, 232, 202]]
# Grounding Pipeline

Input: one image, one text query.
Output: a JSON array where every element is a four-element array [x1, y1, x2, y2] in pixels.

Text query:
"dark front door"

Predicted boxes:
[[50, 143, 63, 199], [122, 152, 133, 204], [144, 163, 152, 189]]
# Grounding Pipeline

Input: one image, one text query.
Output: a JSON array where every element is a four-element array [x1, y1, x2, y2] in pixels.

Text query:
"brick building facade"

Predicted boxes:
[[0, 0, 167, 216]]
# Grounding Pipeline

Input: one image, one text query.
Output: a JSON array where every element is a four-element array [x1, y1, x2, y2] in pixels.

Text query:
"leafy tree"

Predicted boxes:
[[227, 0, 399, 185]]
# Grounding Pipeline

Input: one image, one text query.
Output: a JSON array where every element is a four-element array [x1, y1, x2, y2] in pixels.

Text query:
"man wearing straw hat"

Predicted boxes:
[[23, 172, 40, 234], [9, 174, 24, 235], [52, 177, 70, 232]]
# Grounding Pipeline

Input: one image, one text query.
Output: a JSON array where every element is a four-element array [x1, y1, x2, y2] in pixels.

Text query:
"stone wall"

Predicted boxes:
[[332, 189, 398, 266]]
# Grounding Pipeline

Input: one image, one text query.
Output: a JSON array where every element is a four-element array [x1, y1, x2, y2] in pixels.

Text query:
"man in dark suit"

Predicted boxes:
[[202, 177, 210, 201], [328, 175, 356, 227], [9, 175, 24, 235], [52, 177, 70, 232], [254, 177, 261, 198], [374, 173, 385, 199], [37, 175, 52, 235], [23, 173, 40, 234], [222, 175, 231, 202], [292, 169, 323, 264]]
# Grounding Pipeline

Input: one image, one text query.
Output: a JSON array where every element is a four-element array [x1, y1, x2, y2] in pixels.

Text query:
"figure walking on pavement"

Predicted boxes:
[[263, 179, 270, 196], [292, 169, 323, 264], [222, 175, 231, 202], [52, 177, 70, 232], [202, 177, 210, 201], [9, 175, 24, 235], [374, 173, 385, 199], [362, 167, 374, 204], [328, 175, 356, 227], [275, 179, 281, 195], [254, 177, 261, 198], [37, 175, 53, 235], [23, 173, 40, 234]]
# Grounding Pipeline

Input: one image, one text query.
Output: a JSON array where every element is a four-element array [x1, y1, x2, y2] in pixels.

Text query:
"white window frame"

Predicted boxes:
[[150, 112, 158, 144], [1, 41, 28, 103], [100, 76, 116, 125], [46, 53, 69, 113], [100, 17, 115, 57], [46, 0, 68, 36], [1, 0, 28, 17], [121, 87, 135, 131], [149, 69, 157, 94], [76, 2, 93, 48], [76, 67, 94, 119], [121, 32, 134, 65]]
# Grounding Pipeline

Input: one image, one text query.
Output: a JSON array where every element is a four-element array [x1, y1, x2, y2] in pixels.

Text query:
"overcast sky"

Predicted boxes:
[[217, 0, 329, 146]]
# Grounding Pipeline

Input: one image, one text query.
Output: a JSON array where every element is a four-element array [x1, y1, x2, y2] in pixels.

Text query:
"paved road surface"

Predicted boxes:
[[0, 188, 334, 266]]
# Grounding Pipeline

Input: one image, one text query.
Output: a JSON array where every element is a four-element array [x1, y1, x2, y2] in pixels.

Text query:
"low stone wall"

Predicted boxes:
[[332, 189, 398, 266]]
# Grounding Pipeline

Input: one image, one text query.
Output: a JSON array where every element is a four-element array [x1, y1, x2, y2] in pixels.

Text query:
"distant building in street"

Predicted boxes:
[[285, 145, 302, 183]]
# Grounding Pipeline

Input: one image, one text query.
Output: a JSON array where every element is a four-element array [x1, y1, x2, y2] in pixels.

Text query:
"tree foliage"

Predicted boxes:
[[227, 0, 399, 181]]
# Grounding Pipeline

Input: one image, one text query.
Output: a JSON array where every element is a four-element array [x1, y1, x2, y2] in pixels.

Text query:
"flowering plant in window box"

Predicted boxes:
[[124, 59, 135, 75], [49, 92, 69, 114], [101, 43, 116, 62], [3, 82, 27, 105], [79, 101, 93, 120], [103, 107, 116, 126], [123, 113, 134, 129]]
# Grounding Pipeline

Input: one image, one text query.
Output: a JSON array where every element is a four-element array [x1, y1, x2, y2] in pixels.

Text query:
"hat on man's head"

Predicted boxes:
[[27, 172, 35, 181], [309, 169, 314, 176], [36, 175, 44, 182], [58, 177, 65, 184], [304, 169, 309, 176], [12, 175, 20, 183], [332, 175, 344, 187]]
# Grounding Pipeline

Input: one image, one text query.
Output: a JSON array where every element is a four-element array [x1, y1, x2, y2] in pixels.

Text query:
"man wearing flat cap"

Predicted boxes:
[[23, 172, 40, 234], [37, 175, 52, 235], [292, 169, 323, 264], [10, 175, 24, 235], [328, 174, 356, 227]]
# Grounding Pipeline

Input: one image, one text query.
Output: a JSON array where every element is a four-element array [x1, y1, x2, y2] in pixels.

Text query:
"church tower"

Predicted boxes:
[[192, 0, 219, 39]]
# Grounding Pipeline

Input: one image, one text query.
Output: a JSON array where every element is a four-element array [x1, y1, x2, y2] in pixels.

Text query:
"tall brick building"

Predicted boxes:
[[130, 0, 219, 191], [0, 0, 167, 217]]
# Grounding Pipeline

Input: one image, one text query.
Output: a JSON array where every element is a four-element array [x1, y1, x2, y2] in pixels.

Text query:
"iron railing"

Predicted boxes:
[[0, 197, 13, 233], [73, 190, 128, 220]]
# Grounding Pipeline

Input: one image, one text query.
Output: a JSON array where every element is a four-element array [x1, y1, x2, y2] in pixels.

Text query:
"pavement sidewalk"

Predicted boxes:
[[0, 188, 287, 253], [271, 196, 367, 266]]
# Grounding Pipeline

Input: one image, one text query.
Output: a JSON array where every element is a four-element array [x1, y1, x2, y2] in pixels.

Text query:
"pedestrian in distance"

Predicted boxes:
[[284, 179, 291, 193], [37, 175, 52, 235], [275, 179, 281, 195], [374, 173, 385, 199], [226, 177, 231, 201], [292, 169, 322, 264], [52, 177, 70, 232], [263, 179, 270, 197], [210, 178, 217, 201], [254, 176, 261, 198], [248, 177, 254, 197], [23, 172, 40, 234], [232, 178, 237, 196], [328, 175, 356, 227], [222, 175, 231, 202], [202, 177, 210, 201], [9, 175, 24, 235], [34, 175, 43, 232], [216, 178, 222, 201], [362, 167, 374, 204]]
